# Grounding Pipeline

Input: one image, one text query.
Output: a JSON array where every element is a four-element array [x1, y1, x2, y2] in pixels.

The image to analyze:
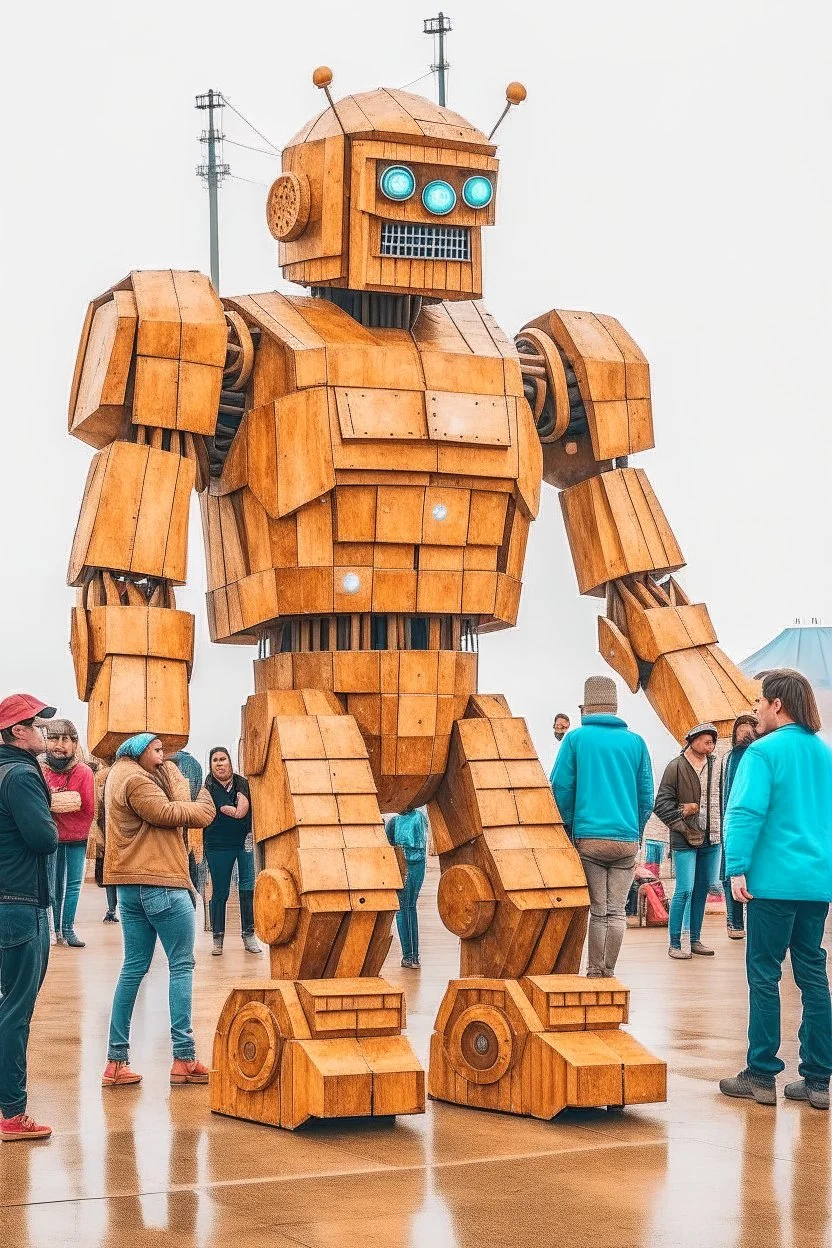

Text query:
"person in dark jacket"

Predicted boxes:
[[203, 747, 260, 956], [168, 749, 207, 904], [0, 693, 59, 1143], [654, 723, 722, 960], [720, 714, 757, 939]]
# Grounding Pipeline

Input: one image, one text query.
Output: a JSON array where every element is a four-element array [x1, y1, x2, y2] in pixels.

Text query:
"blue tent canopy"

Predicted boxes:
[[741, 626, 832, 690]]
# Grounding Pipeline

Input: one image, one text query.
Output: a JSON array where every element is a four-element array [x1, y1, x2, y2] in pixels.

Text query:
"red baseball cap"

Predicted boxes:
[[0, 694, 57, 732]]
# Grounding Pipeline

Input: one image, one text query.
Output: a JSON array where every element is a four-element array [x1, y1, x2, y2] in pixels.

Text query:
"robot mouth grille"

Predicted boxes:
[[380, 223, 470, 262]]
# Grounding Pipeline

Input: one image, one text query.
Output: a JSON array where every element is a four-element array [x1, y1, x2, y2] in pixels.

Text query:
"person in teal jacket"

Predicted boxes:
[[720, 669, 832, 1110], [551, 676, 654, 978], [386, 808, 428, 969]]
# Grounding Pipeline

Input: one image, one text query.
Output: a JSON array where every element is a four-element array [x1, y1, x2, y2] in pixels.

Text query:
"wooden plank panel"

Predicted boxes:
[[132, 355, 179, 428], [426, 391, 511, 447], [70, 291, 137, 448], [276, 388, 335, 518], [376, 486, 424, 544], [335, 388, 427, 440], [132, 270, 181, 358]]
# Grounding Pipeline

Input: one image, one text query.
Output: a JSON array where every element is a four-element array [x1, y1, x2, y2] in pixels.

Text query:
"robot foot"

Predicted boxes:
[[211, 978, 425, 1130], [428, 976, 666, 1119]]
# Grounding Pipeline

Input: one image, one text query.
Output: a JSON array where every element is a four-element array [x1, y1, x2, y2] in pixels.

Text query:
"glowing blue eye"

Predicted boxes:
[[380, 166, 415, 201], [462, 175, 494, 209], [422, 180, 457, 216], [342, 573, 361, 594]]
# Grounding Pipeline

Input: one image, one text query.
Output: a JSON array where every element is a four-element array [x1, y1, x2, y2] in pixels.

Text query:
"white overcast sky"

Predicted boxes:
[[3, 0, 830, 777]]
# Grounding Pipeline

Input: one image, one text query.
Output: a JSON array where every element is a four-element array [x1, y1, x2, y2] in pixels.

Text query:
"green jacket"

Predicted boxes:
[[0, 745, 59, 906], [724, 724, 832, 901]]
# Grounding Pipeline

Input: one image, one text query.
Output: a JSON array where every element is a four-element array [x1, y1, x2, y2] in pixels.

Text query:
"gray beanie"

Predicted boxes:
[[582, 675, 617, 714], [45, 718, 79, 741], [685, 722, 718, 744]]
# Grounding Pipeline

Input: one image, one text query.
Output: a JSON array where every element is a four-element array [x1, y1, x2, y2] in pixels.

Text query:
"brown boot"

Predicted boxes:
[[170, 1058, 211, 1085], [102, 1060, 143, 1087]]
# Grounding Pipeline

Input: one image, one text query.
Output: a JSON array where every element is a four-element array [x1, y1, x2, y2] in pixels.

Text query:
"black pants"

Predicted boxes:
[[0, 905, 50, 1118], [204, 845, 254, 937]]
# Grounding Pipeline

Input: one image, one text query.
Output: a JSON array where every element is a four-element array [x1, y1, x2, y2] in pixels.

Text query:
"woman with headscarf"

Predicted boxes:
[[101, 733, 215, 1088], [203, 747, 260, 957]]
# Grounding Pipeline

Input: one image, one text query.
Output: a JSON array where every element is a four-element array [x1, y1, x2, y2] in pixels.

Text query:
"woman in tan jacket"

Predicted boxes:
[[101, 733, 215, 1088]]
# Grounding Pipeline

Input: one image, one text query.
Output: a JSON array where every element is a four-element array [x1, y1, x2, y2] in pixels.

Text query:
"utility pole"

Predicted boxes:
[[195, 90, 230, 291], [423, 12, 452, 106]]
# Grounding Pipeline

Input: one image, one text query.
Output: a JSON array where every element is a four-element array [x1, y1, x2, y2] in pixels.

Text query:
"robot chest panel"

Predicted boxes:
[[329, 382, 522, 482]]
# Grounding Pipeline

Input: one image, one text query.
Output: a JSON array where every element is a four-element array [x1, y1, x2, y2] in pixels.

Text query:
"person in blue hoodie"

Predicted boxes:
[[551, 675, 654, 978], [720, 669, 832, 1110]]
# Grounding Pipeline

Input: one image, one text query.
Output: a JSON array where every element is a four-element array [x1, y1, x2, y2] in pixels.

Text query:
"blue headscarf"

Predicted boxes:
[[115, 732, 158, 761]]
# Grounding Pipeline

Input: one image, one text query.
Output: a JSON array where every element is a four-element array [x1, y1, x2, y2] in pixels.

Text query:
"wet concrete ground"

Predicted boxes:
[[1, 862, 829, 1246]]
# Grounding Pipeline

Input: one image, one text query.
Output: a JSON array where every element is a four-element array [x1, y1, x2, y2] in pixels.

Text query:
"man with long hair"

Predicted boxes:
[[720, 670, 832, 1109]]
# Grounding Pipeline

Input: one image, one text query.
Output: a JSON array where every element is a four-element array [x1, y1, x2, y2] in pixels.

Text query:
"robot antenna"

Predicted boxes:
[[312, 66, 345, 135], [488, 81, 527, 141]]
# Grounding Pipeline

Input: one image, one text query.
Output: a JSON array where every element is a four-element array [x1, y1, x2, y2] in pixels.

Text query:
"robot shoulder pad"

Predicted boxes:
[[69, 270, 227, 448]]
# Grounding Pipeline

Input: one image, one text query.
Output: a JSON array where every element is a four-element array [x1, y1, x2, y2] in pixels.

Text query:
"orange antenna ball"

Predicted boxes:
[[312, 66, 333, 89], [488, 81, 527, 141]]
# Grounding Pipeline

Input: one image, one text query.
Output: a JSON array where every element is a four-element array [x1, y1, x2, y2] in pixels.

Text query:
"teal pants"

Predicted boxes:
[[746, 898, 832, 1084]]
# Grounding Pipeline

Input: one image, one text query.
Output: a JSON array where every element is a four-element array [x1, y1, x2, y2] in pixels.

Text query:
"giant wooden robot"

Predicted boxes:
[[67, 71, 754, 1127]]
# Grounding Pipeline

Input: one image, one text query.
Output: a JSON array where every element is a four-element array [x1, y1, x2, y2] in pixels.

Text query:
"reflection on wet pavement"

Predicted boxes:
[[1, 863, 829, 1246]]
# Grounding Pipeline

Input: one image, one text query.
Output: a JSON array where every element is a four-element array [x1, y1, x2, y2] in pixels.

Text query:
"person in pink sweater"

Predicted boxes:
[[42, 720, 94, 947]]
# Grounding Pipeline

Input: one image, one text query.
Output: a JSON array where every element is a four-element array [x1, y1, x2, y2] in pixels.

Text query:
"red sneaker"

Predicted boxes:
[[170, 1058, 211, 1085], [1, 1113, 52, 1142], [102, 1061, 143, 1087]]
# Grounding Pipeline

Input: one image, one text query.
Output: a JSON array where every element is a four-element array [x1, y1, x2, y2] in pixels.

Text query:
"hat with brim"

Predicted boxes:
[[685, 722, 718, 744], [0, 694, 57, 732]]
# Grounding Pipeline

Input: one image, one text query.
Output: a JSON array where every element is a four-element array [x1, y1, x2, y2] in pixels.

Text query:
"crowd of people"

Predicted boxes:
[[551, 668, 832, 1112], [1, 664, 830, 1141], [0, 700, 264, 1140]]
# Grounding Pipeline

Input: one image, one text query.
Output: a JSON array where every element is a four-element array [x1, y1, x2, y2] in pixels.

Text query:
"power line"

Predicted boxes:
[[399, 68, 436, 91], [224, 137, 281, 158], [221, 95, 281, 155], [227, 173, 270, 187]]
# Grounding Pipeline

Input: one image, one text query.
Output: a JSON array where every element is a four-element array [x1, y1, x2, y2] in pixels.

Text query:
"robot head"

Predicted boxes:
[[267, 70, 525, 302]]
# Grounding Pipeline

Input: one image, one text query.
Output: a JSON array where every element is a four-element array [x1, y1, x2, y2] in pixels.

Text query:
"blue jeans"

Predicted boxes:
[[0, 905, 50, 1118], [49, 842, 87, 934], [107, 885, 196, 1062], [396, 857, 426, 962], [746, 899, 832, 1082], [669, 843, 721, 948]]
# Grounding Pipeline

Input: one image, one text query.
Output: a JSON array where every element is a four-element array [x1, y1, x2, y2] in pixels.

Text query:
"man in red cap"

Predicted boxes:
[[0, 693, 59, 1141]]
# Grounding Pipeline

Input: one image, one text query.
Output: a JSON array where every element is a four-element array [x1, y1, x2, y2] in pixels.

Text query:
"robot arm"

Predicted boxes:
[[515, 309, 757, 740], [67, 270, 227, 758]]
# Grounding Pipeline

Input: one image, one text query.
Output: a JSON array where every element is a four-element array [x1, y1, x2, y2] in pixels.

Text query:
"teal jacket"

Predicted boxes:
[[550, 715, 654, 843], [724, 724, 832, 901], [386, 809, 428, 863]]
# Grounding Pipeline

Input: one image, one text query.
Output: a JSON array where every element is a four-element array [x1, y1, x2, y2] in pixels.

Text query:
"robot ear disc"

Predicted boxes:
[[266, 173, 311, 242]]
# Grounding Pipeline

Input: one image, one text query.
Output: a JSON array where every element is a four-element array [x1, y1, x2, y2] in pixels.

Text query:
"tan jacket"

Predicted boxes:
[[103, 758, 215, 890]]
